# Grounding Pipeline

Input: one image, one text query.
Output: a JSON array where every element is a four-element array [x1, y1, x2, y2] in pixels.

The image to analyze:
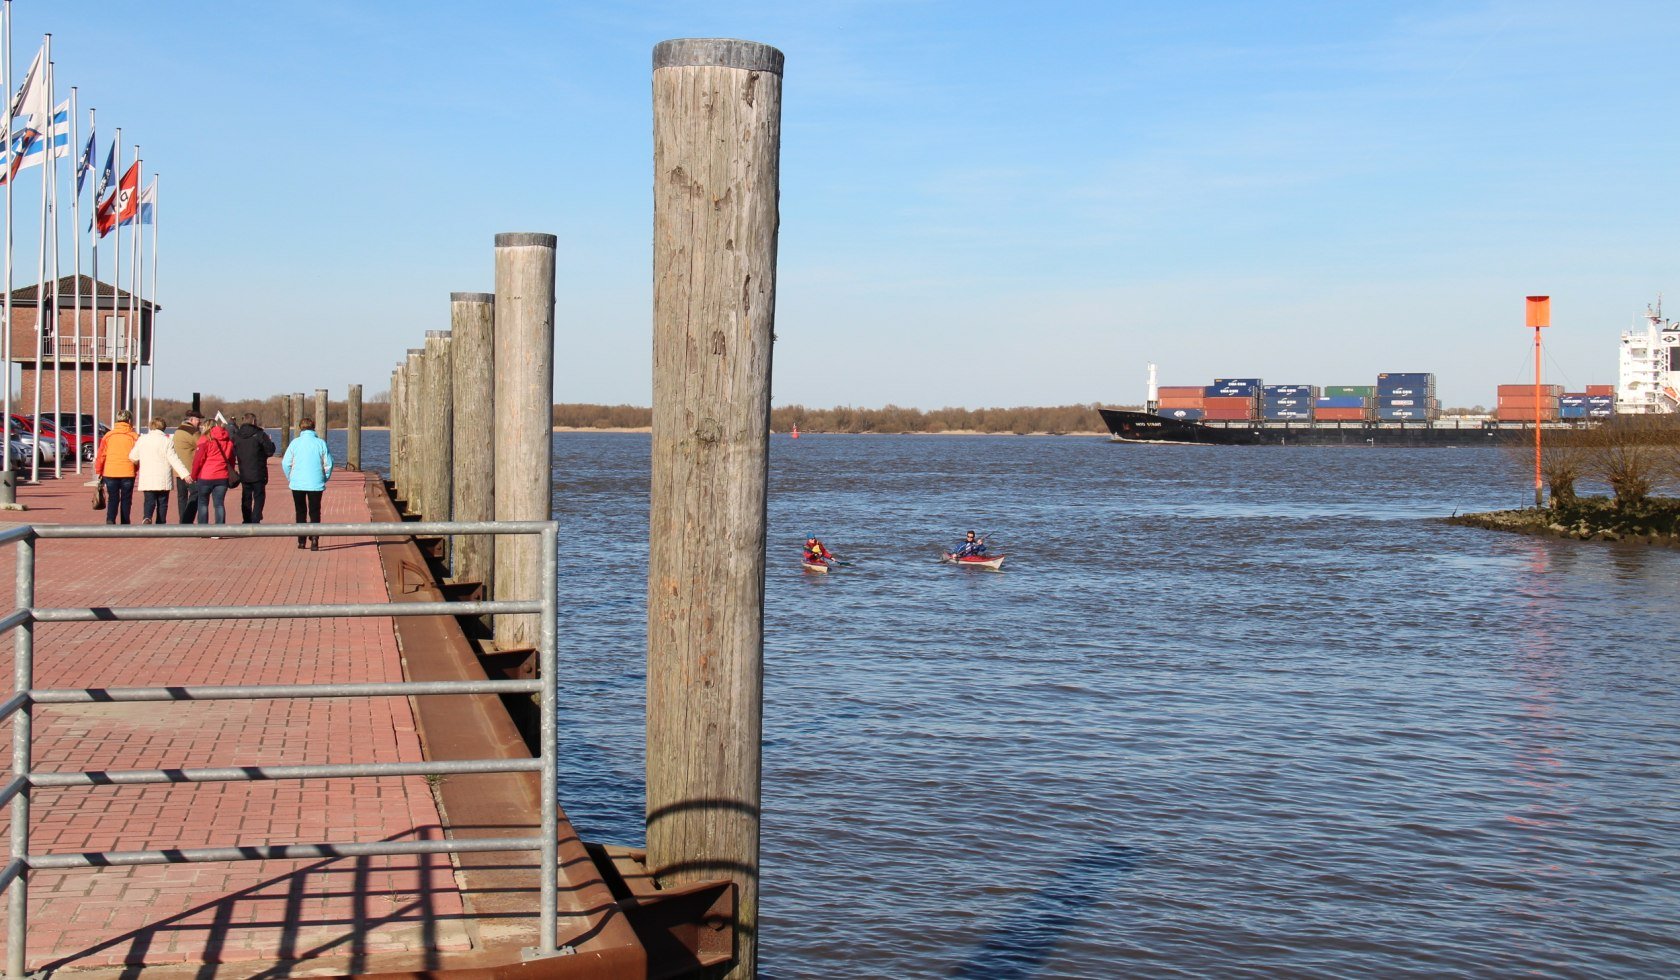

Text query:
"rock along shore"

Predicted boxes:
[[1448, 501, 1680, 548]]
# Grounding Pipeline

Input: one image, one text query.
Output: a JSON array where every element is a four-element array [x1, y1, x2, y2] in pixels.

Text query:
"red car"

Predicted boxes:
[[11, 415, 82, 463]]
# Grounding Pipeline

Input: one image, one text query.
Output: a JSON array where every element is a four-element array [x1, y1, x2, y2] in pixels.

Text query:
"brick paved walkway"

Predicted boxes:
[[0, 465, 473, 972]]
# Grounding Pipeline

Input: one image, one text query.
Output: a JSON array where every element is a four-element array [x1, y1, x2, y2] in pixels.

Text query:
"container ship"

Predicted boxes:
[[1102, 367, 1612, 446]]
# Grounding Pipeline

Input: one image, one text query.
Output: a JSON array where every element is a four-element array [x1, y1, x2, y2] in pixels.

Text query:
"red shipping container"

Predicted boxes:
[[1496, 384, 1564, 396], [1496, 407, 1559, 421], [1204, 410, 1255, 420], [1315, 407, 1370, 421], [1156, 386, 1204, 397], [1497, 395, 1561, 408], [1202, 396, 1256, 411], [1157, 396, 1205, 409], [1585, 384, 1615, 396]]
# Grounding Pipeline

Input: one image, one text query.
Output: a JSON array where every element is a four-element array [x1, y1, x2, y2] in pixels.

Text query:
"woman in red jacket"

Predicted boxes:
[[189, 421, 237, 526]]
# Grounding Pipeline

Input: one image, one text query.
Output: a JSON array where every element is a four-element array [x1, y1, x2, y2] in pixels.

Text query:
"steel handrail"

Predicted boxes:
[[0, 519, 563, 976]]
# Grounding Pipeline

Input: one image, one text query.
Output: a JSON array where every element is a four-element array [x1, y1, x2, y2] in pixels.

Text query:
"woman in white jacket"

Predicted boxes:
[[128, 418, 192, 524]]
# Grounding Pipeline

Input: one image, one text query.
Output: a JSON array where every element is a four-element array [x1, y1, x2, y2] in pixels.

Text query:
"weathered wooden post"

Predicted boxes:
[[422, 330, 454, 526], [314, 388, 329, 445], [280, 392, 293, 453], [646, 38, 783, 979], [492, 233, 556, 649], [346, 383, 363, 471], [405, 349, 426, 517], [388, 367, 403, 492], [451, 292, 495, 587]]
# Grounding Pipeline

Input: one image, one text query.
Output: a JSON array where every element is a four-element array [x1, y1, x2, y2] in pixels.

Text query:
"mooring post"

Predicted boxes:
[[389, 366, 405, 495], [314, 388, 329, 445], [347, 383, 363, 472], [423, 330, 454, 529], [280, 393, 292, 454], [492, 233, 556, 648], [405, 349, 426, 518], [451, 292, 496, 587], [646, 38, 784, 979]]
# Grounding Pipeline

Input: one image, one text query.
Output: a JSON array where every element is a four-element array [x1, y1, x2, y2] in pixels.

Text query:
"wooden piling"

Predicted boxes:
[[646, 37, 784, 980], [314, 388, 329, 443], [389, 367, 405, 494], [347, 384, 363, 472], [450, 292, 495, 588], [404, 350, 425, 517], [281, 390, 293, 453], [491, 233, 556, 649], [422, 330, 454, 526]]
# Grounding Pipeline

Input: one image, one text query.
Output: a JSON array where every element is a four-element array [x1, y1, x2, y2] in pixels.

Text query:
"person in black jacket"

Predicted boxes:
[[232, 413, 277, 523]]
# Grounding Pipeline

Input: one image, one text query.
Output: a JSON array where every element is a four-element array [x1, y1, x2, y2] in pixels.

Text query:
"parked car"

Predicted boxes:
[[28, 416, 100, 463], [2, 420, 58, 467]]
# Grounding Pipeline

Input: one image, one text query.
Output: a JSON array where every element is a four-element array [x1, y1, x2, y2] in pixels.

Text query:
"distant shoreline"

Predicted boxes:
[[548, 427, 1108, 437]]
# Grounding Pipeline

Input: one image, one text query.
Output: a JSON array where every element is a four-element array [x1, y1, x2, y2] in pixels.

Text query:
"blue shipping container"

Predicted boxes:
[[1377, 372, 1436, 384], [1264, 396, 1311, 409], [1585, 395, 1615, 406], [1560, 396, 1587, 407], [1316, 396, 1367, 409], [1157, 408, 1205, 420], [1587, 407, 1615, 417], [1214, 378, 1263, 386], [1263, 384, 1318, 396], [1559, 405, 1588, 418], [1378, 397, 1420, 407], [1377, 408, 1432, 420], [1262, 409, 1314, 420], [1377, 385, 1435, 398], [1204, 384, 1259, 397]]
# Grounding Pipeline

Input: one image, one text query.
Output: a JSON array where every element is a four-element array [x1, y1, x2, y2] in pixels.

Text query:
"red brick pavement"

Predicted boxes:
[[0, 464, 473, 971]]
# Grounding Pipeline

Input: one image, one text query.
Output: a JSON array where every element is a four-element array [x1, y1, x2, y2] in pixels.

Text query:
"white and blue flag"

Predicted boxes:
[[0, 100, 71, 174], [76, 127, 96, 193]]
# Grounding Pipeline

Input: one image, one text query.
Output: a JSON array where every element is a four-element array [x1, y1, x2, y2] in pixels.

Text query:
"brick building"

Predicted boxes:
[[5, 274, 155, 418]]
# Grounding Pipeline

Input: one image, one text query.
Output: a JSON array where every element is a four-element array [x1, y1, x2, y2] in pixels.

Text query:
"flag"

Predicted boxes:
[[121, 178, 155, 227], [76, 127, 95, 193], [95, 161, 139, 236], [5, 45, 44, 124], [0, 100, 71, 174], [88, 141, 115, 231], [0, 127, 40, 184]]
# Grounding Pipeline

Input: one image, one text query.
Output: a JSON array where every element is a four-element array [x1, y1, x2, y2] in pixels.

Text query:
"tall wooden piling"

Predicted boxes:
[[422, 330, 454, 525], [646, 38, 784, 979], [314, 388, 329, 443], [404, 350, 425, 517], [450, 292, 496, 587], [492, 233, 556, 649], [389, 367, 405, 494], [347, 384, 363, 471]]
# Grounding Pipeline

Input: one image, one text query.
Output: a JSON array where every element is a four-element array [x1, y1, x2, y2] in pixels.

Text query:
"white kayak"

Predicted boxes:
[[941, 552, 1005, 570]]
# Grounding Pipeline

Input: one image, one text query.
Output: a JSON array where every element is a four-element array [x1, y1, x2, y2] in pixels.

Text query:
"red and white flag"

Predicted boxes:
[[95, 162, 139, 237]]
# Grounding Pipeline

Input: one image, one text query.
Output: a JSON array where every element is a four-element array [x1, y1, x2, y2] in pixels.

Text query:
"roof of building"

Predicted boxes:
[[5, 275, 159, 311]]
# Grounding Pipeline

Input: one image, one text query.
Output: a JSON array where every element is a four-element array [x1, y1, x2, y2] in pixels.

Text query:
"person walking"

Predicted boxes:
[[93, 410, 141, 525], [282, 417, 333, 551], [171, 413, 201, 523], [127, 418, 190, 524], [232, 413, 276, 523], [189, 420, 237, 529]]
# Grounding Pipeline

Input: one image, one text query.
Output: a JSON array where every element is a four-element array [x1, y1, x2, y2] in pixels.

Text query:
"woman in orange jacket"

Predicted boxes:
[[93, 410, 141, 524]]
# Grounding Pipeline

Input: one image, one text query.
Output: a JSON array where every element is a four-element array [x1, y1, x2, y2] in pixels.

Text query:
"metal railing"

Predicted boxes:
[[0, 519, 561, 975]]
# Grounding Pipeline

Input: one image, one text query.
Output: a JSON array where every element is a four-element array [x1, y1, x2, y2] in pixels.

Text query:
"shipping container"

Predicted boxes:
[[1378, 397, 1419, 407], [1323, 385, 1376, 397], [1156, 408, 1205, 420], [1316, 396, 1368, 409], [1204, 383, 1259, 397], [1262, 384, 1319, 397], [1496, 384, 1565, 396], [1559, 395, 1587, 407], [1157, 396, 1205, 409], [1314, 407, 1371, 421], [1585, 384, 1615, 396], [1559, 405, 1587, 418], [1587, 407, 1615, 417], [1495, 406, 1560, 421], [1496, 395, 1561, 409], [1377, 384, 1434, 398], [1263, 396, 1312, 409], [1203, 396, 1258, 411], [1156, 385, 1205, 398], [1261, 408, 1314, 420], [1377, 372, 1436, 384], [1377, 407, 1432, 420], [1213, 378, 1263, 386], [1585, 395, 1615, 407]]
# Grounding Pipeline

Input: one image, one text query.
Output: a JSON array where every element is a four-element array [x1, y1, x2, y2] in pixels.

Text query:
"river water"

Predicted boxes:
[[374, 431, 1680, 977]]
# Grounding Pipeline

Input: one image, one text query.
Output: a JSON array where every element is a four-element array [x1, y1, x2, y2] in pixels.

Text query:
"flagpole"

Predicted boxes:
[[126, 146, 140, 423], [48, 63, 61, 478], [28, 35, 50, 484], [146, 173, 157, 422], [3, 0, 13, 478], [107, 135, 119, 431], [68, 93, 80, 473]]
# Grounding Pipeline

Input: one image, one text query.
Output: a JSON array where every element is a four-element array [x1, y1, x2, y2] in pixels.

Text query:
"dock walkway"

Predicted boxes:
[[0, 465, 472, 972]]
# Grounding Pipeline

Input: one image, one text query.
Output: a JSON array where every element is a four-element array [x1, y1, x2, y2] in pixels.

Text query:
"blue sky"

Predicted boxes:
[[5, 1, 1678, 408]]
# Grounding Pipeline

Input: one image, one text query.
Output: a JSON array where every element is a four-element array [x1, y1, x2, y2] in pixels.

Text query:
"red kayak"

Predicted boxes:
[[941, 552, 1004, 570]]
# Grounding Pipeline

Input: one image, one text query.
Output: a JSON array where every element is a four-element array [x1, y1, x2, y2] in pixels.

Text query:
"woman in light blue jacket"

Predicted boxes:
[[282, 417, 334, 551]]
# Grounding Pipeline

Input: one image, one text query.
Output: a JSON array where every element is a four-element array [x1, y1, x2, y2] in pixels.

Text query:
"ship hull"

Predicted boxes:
[[1098, 409, 1579, 447]]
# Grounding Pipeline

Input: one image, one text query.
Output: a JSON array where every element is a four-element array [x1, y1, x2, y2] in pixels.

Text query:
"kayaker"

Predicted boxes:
[[803, 537, 836, 565], [953, 530, 987, 558]]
